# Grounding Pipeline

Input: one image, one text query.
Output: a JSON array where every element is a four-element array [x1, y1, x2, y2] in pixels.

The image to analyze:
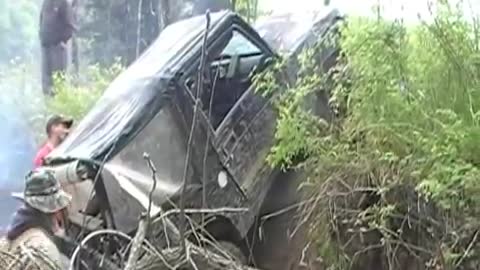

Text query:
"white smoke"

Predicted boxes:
[[0, 3, 44, 224]]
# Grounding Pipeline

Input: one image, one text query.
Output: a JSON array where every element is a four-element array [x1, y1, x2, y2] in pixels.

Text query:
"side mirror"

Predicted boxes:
[[249, 56, 274, 78], [263, 57, 274, 66]]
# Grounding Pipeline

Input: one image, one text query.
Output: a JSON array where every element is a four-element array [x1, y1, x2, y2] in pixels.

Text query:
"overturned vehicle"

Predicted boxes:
[[45, 8, 342, 270]]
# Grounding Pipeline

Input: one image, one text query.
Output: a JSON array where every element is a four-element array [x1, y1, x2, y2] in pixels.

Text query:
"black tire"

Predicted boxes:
[[212, 241, 247, 265], [247, 170, 319, 270]]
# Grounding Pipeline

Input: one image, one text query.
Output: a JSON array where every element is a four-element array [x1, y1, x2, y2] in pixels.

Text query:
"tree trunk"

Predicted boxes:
[[136, 0, 144, 58], [41, 43, 68, 96], [193, 0, 231, 16], [232, 0, 236, 11], [71, 0, 80, 78], [159, 0, 171, 31]]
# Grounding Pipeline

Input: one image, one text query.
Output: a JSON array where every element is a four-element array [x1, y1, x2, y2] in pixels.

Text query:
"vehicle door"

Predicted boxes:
[[200, 23, 276, 193], [177, 17, 276, 196]]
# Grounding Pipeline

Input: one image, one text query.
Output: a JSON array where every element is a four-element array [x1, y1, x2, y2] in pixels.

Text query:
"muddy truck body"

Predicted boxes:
[[43, 9, 342, 269]]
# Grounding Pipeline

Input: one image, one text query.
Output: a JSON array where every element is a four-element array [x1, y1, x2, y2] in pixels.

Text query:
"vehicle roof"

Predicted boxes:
[[47, 11, 234, 162], [254, 7, 343, 55]]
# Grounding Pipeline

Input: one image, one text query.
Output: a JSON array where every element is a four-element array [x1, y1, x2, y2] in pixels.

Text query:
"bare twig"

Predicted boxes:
[[179, 10, 212, 255], [125, 153, 170, 270], [143, 153, 159, 234], [156, 207, 248, 219], [0, 245, 62, 270], [125, 218, 148, 270], [135, 244, 262, 270], [201, 57, 223, 226], [455, 229, 479, 268]]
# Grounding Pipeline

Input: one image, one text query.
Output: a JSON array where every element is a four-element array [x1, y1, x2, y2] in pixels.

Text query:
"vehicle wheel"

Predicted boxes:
[[247, 170, 319, 270], [69, 230, 133, 270], [210, 241, 247, 265]]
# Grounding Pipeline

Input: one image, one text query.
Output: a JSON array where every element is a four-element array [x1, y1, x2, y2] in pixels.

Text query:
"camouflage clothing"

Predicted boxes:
[[0, 228, 62, 270], [12, 169, 72, 213], [0, 169, 72, 269]]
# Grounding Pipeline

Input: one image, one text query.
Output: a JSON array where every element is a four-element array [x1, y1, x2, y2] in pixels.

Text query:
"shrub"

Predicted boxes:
[[47, 61, 124, 121], [255, 2, 480, 269], [0, 60, 124, 144]]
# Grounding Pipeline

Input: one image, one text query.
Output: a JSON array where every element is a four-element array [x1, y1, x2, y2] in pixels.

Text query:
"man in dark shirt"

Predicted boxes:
[[39, 0, 77, 96]]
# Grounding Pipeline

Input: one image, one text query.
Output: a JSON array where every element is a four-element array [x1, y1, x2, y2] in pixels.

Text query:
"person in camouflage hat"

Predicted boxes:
[[0, 169, 72, 269]]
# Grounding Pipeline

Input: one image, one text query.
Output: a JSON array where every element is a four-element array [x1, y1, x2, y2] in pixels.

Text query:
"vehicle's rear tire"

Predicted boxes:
[[214, 240, 247, 265], [246, 170, 320, 270]]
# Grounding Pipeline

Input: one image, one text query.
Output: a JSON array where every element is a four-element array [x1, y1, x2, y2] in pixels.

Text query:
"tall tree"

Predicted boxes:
[[71, 0, 80, 77], [39, 0, 76, 96], [78, 0, 248, 66], [192, 0, 231, 15], [0, 0, 39, 63], [231, 0, 260, 22], [79, 0, 189, 65]]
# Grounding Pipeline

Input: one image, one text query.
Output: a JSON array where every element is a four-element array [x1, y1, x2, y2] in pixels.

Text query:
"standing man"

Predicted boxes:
[[34, 115, 73, 168], [1, 169, 72, 269], [40, 0, 77, 96]]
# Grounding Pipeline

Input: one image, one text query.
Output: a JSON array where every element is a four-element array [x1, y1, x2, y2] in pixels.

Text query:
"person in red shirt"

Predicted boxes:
[[33, 115, 73, 168]]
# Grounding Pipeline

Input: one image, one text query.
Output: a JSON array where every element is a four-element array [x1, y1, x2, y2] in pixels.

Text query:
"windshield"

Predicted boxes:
[[221, 30, 262, 56]]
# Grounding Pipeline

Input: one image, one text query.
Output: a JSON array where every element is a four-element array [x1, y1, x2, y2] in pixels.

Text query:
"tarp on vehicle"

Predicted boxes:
[[47, 11, 231, 164], [254, 8, 343, 86], [254, 7, 342, 55]]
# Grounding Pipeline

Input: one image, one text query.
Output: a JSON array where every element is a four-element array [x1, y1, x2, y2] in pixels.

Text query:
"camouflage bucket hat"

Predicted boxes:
[[13, 169, 72, 213]]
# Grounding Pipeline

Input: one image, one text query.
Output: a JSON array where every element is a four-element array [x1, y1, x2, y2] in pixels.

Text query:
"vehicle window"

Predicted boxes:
[[221, 30, 262, 56], [185, 29, 267, 131]]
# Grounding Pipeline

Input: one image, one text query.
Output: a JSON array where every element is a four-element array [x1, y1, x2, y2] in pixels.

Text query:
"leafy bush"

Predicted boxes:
[[0, 60, 124, 144], [47, 61, 124, 120], [255, 2, 480, 269]]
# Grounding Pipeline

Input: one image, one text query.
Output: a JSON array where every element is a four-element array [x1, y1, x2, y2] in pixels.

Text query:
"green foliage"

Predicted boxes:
[[47, 61, 124, 120], [255, 1, 480, 269], [335, 11, 480, 214], [254, 50, 329, 169], [0, 60, 123, 143], [234, 0, 260, 22]]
